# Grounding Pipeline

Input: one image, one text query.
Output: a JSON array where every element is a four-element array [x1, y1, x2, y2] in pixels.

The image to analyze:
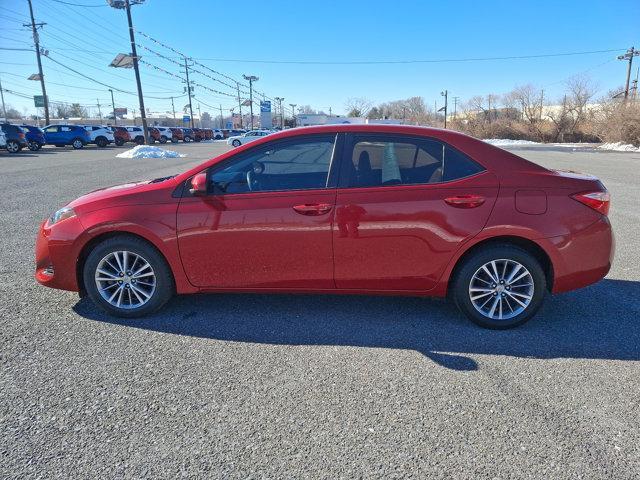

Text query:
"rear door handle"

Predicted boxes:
[[293, 203, 333, 216], [444, 195, 486, 208]]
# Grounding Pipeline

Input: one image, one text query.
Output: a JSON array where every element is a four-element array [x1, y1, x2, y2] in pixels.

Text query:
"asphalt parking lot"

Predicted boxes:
[[1, 141, 639, 478]]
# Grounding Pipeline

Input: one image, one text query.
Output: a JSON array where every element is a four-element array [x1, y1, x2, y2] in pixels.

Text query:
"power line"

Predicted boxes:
[[191, 48, 627, 65], [49, 0, 107, 7]]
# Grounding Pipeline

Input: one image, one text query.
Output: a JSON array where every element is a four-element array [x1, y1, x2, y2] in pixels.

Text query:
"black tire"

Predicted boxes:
[[159, 136, 168, 144], [71, 138, 84, 149], [451, 244, 546, 329], [171, 137, 178, 143], [6, 140, 21, 153], [232, 139, 241, 147], [83, 235, 174, 318], [96, 137, 108, 148], [135, 136, 144, 145], [28, 141, 39, 151], [115, 139, 124, 146], [36, 143, 43, 150], [184, 136, 192, 143]]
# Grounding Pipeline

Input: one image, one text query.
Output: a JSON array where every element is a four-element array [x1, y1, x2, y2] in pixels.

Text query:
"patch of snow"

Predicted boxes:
[[597, 142, 640, 152], [116, 145, 186, 159], [483, 139, 541, 146]]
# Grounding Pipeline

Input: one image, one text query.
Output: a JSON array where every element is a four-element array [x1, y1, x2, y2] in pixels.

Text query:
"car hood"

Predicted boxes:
[[67, 177, 177, 213]]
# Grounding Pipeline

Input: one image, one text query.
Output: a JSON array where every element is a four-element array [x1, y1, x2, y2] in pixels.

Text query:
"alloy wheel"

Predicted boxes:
[[94, 250, 156, 309], [468, 259, 534, 321]]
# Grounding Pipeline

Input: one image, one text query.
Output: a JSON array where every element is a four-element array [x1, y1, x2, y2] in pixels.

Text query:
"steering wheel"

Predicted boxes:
[[246, 169, 256, 191], [245, 161, 264, 191]]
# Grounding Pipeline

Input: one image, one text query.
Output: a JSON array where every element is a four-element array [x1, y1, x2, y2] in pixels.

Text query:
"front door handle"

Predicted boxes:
[[444, 195, 486, 208], [293, 203, 333, 216]]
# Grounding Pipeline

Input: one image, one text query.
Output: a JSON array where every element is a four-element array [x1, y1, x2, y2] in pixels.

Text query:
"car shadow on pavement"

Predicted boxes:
[[74, 278, 640, 371]]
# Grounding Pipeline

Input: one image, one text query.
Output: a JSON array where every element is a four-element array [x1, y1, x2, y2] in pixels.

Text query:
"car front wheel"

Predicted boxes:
[[452, 245, 546, 329], [232, 139, 241, 147], [83, 236, 174, 318], [96, 137, 108, 148], [28, 141, 40, 151], [72, 139, 84, 149]]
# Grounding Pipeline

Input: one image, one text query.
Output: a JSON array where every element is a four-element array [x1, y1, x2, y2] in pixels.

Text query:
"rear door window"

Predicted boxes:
[[341, 134, 484, 188]]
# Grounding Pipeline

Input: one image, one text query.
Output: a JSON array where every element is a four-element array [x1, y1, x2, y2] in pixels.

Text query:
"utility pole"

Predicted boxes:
[[184, 57, 195, 128], [0, 76, 7, 120], [236, 82, 243, 128], [219, 104, 224, 129], [453, 96, 459, 119], [289, 103, 296, 127], [618, 47, 639, 100], [243, 75, 258, 130], [540, 89, 545, 121], [96, 99, 102, 120], [109, 89, 117, 125], [26, 0, 49, 124], [171, 96, 176, 123], [197, 103, 201, 127], [440, 90, 448, 128], [329, 106, 332, 116]]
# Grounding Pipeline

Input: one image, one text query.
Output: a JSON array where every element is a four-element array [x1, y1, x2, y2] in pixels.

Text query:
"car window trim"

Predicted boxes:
[[338, 132, 485, 189], [184, 133, 343, 197]]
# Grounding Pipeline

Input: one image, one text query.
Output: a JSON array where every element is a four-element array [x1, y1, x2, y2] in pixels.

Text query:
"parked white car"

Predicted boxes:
[[212, 129, 224, 140], [156, 127, 174, 143], [125, 126, 145, 144], [82, 125, 114, 148], [0, 130, 6, 149], [227, 130, 271, 147]]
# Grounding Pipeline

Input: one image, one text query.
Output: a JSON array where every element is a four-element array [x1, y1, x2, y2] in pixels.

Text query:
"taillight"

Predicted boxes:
[[571, 190, 610, 216], [19, 132, 25, 138]]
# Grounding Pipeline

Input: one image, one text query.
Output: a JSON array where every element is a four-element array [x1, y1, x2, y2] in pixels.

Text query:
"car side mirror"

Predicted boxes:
[[189, 172, 207, 196]]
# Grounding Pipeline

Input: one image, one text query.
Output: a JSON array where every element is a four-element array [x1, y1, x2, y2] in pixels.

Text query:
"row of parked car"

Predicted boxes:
[[0, 123, 236, 153]]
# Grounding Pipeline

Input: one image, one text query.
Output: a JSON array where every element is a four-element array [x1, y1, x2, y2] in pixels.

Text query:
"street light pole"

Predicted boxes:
[[289, 103, 296, 127], [171, 96, 176, 123], [121, 0, 149, 143], [243, 75, 258, 130], [26, 0, 49, 124], [109, 89, 117, 125], [440, 90, 448, 129], [275, 97, 284, 128], [0, 76, 7, 120]]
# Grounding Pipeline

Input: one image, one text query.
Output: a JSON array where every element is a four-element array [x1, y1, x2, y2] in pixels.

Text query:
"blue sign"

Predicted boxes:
[[226, 121, 233, 129], [260, 101, 271, 113], [182, 115, 190, 122]]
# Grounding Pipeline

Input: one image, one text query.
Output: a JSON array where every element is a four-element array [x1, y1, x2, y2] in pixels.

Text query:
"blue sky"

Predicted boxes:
[[1, 0, 638, 117]]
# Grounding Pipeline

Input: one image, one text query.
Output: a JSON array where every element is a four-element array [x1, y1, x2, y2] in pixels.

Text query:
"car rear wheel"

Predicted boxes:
[[28, 141, 39, 151], [171, 137, 178, 143], [184, 136, 192, 142], [115, 139, 124, 146], [452, 245, 546, 329], [232, 139, 241, 147], [159, 136, 168, 144], [83, 236, 174, 318], [72, 139, 84, 149], [135, 136, 144, 145], [6, 140, 21, 153], [96, 137, 108, 148]]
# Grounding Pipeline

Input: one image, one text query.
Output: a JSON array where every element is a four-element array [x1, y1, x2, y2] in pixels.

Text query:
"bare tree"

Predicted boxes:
[[509, 85, 545, 139], [344, 97, 372, 117]]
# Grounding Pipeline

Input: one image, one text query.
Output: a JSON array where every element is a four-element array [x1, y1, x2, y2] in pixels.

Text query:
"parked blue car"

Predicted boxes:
[[43, 124, 91, 149], [21, 125, 47, 151]]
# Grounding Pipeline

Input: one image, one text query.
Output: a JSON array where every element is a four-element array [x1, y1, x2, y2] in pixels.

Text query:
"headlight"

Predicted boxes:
[[48, 206, 76, 226]]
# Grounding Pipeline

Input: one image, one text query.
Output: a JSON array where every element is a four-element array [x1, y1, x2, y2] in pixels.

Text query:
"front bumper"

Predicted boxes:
[[35, 217, 85, 292]]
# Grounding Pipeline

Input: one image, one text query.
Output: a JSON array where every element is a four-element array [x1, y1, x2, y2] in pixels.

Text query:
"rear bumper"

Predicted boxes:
[[547, 215, 614, 293], [35, 217, 85, 292]]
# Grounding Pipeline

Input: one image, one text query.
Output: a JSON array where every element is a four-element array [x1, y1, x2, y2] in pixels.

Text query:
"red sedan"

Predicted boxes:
[[35, 125, 613, 328]]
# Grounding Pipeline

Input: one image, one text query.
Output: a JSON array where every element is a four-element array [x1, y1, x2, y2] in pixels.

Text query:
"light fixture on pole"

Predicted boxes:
[[108, 0, 149, 143], [617, 47, 639, 101], [274, 97, 284, 129], [243, 75, 258, 129]]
